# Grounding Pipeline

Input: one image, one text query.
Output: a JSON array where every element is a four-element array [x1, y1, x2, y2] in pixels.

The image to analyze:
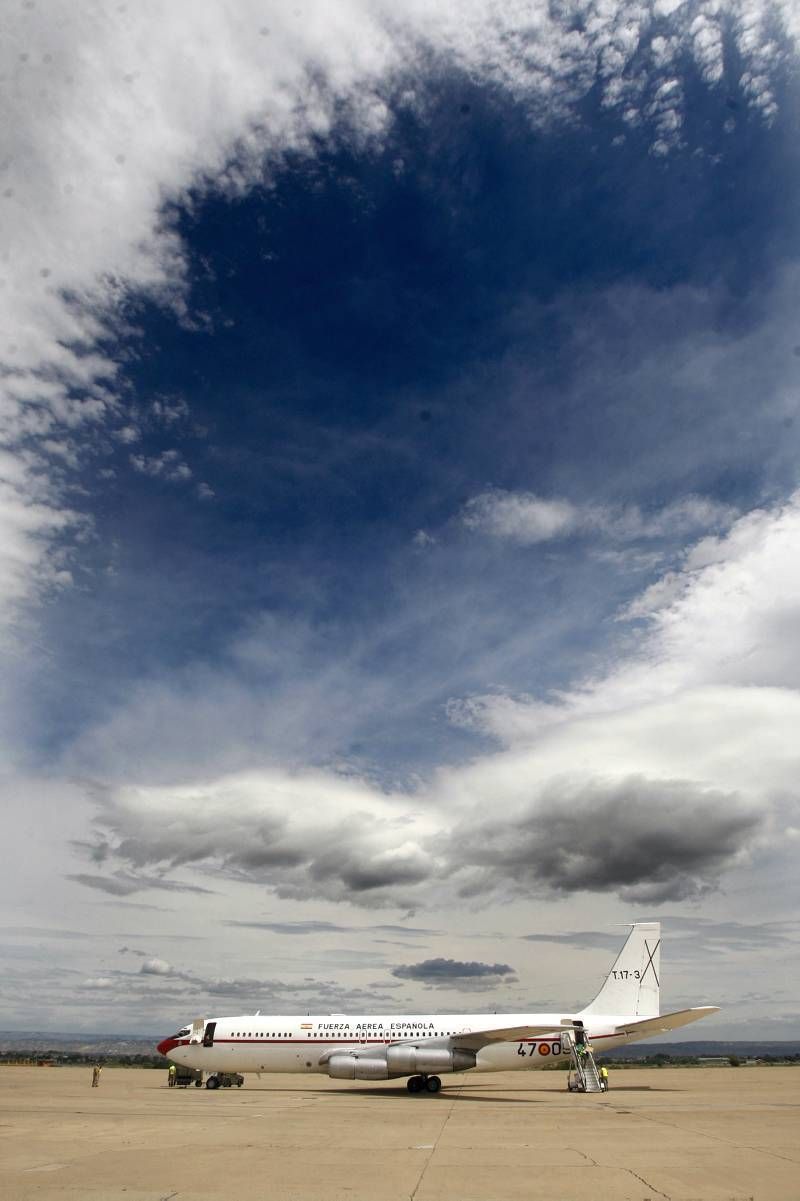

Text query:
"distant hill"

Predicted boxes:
[[599, 1040, 800, 1060], [0, 1031, 159, 1055]]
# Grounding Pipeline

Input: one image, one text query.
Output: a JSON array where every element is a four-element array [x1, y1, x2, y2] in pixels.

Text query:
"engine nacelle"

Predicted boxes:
[[385, 1045, 476, 1076], [327, 1055, 389, 1081]]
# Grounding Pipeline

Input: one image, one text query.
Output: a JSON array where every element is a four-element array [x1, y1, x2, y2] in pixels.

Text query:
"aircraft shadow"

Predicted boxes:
[[177, 1082, 675, 1100], [312, 1087, 548, 1103], [600, 1085, 677, 1092]]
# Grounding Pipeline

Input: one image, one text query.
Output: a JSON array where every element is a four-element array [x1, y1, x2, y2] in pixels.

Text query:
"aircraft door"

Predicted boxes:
[[203, 1021, 216, 1047]]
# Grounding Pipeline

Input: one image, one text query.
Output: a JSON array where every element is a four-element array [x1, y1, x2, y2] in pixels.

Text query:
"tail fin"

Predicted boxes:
[[580, 923, 660, 1017]]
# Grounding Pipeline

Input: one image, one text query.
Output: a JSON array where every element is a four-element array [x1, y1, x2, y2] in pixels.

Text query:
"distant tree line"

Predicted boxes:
[[597, 1052, 800, 1067], [0, 1050, 164, 1068]]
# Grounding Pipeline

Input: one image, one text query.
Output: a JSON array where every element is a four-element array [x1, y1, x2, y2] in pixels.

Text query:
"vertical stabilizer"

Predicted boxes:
[[580, 923, 660, 1017]]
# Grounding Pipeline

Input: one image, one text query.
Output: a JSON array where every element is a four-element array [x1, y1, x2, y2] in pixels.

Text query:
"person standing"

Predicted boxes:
[[91, 1064, 101, 1088], [168, 1063, 177, 1087], [599, 1065, 609, 1091]]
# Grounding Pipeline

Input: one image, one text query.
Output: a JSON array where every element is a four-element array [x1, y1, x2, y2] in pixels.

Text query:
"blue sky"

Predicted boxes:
[[2, 1, 800, 1036]]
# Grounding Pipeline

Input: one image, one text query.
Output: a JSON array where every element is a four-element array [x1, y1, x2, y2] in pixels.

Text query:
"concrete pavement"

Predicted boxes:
[[1, 1065, 798, 1200]]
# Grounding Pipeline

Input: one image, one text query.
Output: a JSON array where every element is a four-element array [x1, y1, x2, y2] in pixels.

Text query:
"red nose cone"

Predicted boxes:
[[157, 1037, 178, 1056]]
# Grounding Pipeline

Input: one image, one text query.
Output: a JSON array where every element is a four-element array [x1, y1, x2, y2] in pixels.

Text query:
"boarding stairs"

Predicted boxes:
[[563, 1029, 603, 1093]]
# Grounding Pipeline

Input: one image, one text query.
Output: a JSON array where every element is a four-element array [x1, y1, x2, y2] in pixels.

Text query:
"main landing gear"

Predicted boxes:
[[406, 1074, 441, 1095]]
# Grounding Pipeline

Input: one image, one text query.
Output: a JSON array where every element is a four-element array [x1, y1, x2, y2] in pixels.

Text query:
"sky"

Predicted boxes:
[[1, 0, 800, 1039]]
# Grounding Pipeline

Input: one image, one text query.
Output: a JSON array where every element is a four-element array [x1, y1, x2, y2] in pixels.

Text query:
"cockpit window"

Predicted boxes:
[[173, 1027, 190, 1038]]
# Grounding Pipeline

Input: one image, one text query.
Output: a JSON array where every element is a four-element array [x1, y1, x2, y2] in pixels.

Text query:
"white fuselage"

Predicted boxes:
[[163, 1012, 644, 1076]]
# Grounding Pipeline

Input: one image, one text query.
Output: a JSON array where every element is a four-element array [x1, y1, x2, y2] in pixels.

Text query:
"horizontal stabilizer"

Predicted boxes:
[[614, 1006, 720, 1038]]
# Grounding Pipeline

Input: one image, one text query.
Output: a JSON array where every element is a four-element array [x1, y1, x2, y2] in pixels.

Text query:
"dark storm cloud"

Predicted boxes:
[[392, 958, 515, 982], [66, 871, 215, 897], [74, 770, 763, 908], [451, 777, 762, 903], [320, 853, 431, 894], [252, 841, 436, 908], [223, 920, 438, 936], [521, 930, 626, 951]]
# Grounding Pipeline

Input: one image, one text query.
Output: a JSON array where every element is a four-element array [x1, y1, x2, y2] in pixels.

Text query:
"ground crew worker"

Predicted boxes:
[[599, 1065, 609, 1091], [91, 1064, 101, 1087], [168, 1063, 177, 1087]]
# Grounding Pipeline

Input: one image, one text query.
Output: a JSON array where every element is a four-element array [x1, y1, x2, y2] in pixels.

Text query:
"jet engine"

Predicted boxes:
[[327, 1055, 389, 1080], [386, 1045, 476, 1075], [325, 1045, 476, 1080]]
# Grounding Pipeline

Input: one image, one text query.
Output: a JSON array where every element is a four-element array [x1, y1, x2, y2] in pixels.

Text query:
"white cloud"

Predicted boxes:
[[461, 488, 736, 545], [0, 450, 84, 634], [139, 957, 173, 977], [114, 426, 140, 446], [463, 492, 579, 542], [151, 397, 190, 425], [453, 490, 800, 729], [129, 449, 192, 482], [1, 0, 796, 625]]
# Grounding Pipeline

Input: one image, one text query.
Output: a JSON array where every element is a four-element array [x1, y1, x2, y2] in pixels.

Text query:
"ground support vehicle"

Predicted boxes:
[[175, 1067, 203, 1088], [205, 1072, 244, 1089]]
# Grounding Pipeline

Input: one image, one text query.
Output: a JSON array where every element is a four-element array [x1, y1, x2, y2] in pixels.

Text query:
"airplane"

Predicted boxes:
[[156, 922, 718, 1094]]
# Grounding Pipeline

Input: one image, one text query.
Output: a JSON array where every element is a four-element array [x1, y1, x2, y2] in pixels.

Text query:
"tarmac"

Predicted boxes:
[[1, 1065, 798, 1201]]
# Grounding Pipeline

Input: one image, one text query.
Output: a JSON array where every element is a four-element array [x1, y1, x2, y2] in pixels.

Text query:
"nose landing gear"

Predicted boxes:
[[406, 1074, 442, 1094]]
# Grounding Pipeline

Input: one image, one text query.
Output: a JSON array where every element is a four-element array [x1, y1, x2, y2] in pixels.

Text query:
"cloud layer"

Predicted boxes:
[[2, 0, 798, 624], [4, 3, 800, 1034], [67, 490, 800, 911]]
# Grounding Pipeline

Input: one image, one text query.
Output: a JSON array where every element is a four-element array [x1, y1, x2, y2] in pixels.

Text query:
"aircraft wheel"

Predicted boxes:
[[194, 1080, 203, 1087], [406, 1075, 423, 1094], [425, 1076, 441, 1094], [206, 1076, 220, 1089]]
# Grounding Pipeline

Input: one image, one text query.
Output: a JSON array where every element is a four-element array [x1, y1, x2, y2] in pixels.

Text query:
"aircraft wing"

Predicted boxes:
[[386, 1023, 571, 1051], [613, 1006, 720, 1038], [448, 1023, 571, 1050]]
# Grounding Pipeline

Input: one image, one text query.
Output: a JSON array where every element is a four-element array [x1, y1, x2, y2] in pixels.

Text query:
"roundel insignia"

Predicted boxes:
[[538, 1043, 550, 1056]]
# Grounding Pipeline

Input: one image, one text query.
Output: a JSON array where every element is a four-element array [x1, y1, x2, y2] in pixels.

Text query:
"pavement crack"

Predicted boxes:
[[625, 1167, 671, 1199], [631, 1110, 800, 1166], [569, 1147, 599, 1167], [409, 1084, 461, 1201]]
